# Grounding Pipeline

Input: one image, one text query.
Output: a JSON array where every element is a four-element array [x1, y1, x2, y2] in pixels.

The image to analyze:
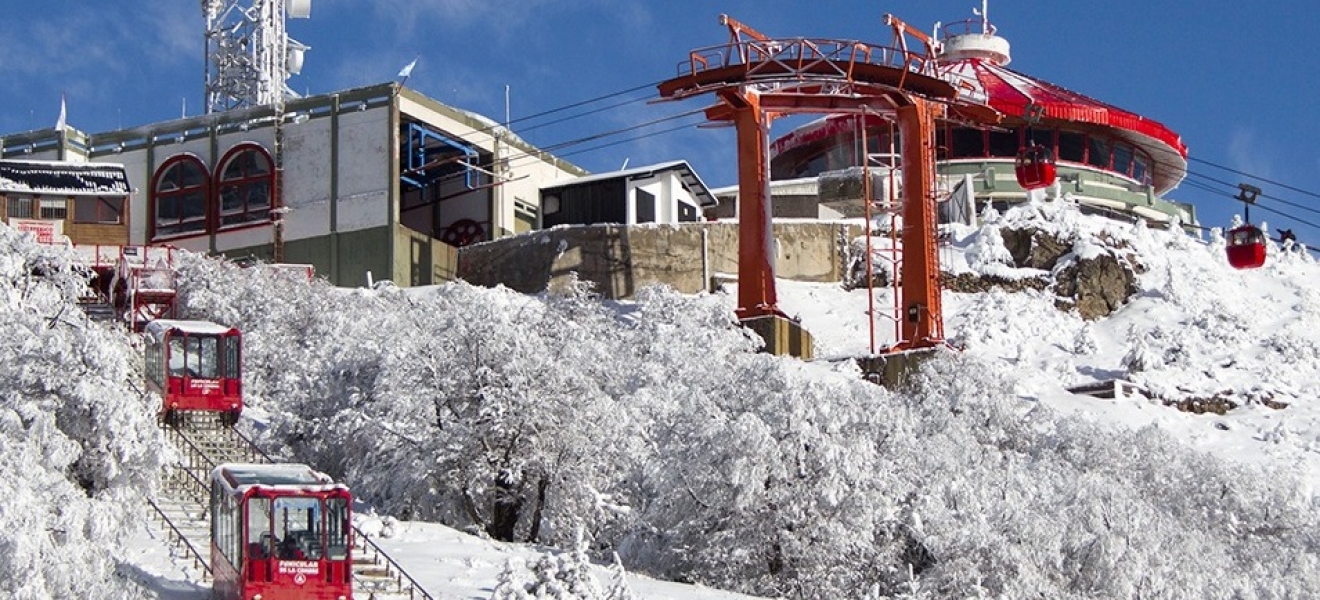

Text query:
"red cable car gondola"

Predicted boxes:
[[1226, 224, 1266, 269], [1226, 184, 1267, 269], [1014, 143, 1057, 191]]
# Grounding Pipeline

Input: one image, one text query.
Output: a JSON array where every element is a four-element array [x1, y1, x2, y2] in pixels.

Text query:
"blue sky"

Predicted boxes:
[[2, 0, 1318, 243]]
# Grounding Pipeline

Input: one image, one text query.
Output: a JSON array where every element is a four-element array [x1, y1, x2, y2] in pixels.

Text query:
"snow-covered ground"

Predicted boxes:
[[123, 515, 766, 600], [7, 199, 1320, 599]]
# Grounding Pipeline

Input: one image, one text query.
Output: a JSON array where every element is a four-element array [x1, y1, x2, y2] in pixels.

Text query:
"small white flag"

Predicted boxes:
[[397, 57, 418, 79], [55, 93, 66, 131]]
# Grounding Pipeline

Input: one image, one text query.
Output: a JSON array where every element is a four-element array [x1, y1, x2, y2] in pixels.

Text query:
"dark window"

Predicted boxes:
[[152, 155, 209, 238], [216, 144, 274, 228], [1133, 153, 1150, 184], [1087, 136, 1111, 169], [949, 128, 985, 158], [74, 196, 124, 224], [635, 189, 656, 223], [1058, 132, 1085, 163], [787, 151, 822, 179], [1029, 128, 1055, 156], [1112, 143, 1134, 177], [326, 497, 350, 561], [6, 197, 32, 218], [987, 130, 1018, 158], [38, 199, 67, 219], [678, 201, 698, 222], [224, 336, 240, 380]]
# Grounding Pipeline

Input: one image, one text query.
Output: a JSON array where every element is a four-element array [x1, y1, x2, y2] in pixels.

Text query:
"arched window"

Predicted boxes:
[[216, 143, 274, 228], [152, 154, 209, 239]]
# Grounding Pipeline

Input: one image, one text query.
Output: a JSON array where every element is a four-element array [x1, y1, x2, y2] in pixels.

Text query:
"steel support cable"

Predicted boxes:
[[553, 119, 711, 159], [414, 108, 711, 189], [515, 93, 662, 135], [1189, 155, 1320, 201], [433, 80, 664, 141], [531, 107, 709, 153]]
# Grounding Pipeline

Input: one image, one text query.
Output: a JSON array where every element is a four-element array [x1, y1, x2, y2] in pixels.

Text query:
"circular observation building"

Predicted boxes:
[[760, 18, 1193, 225]]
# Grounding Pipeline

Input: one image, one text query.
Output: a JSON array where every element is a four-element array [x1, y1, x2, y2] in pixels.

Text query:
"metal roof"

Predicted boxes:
[[541, 160, 718, 208], [951, 59, 1188, 194], [0, 159, 130, 196]]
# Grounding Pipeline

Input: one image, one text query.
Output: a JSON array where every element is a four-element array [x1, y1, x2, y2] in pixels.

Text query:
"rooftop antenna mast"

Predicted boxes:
[[972, 0, 995, 34], [203, 0, 312, 114]]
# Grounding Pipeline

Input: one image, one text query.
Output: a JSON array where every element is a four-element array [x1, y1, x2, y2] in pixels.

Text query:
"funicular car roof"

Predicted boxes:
[[213, 463, 349, 496], [145, 319, 239, 340]]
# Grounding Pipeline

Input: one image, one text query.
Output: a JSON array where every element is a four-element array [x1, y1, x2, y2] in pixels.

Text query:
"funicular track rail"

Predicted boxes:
[[158, 414, 436, 600]]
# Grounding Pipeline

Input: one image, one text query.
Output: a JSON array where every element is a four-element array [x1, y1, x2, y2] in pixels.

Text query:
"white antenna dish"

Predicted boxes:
[[288, 0, 312, 18], [287, 39, 309, 74]]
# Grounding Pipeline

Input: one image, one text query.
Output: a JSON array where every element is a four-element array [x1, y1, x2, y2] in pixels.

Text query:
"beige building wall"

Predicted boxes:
[[458, 221, 860, 300]]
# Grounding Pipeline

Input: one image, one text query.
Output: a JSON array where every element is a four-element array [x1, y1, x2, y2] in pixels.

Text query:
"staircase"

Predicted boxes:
[[149, 415, 433, 600], [77, 296, 117, 322], [351, 535, 433, 599], [146, 416, 254, 581]]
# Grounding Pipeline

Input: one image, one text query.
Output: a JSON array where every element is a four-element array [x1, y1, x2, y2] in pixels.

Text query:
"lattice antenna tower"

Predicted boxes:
[[203, 0, 312, 114]]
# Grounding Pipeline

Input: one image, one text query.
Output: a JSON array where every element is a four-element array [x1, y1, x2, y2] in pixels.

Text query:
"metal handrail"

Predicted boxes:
[[145, 495, 213, 578], [681, 38, 942, 81], [351, 528, 436, 600], [163, 426, 215, 502], [164, 419, 436, 600]]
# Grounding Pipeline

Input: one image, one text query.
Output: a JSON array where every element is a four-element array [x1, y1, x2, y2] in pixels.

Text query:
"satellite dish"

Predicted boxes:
[[288, 0, 312, 18], [286, 39, 308, 74]]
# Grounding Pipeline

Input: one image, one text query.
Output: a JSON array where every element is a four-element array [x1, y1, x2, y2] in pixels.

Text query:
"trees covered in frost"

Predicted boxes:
[[0, 225, 167, 599], [174, 252, 1320, 599]]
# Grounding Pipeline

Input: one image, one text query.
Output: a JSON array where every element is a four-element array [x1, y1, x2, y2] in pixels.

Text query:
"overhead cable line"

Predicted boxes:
[[406, 108, 711, 189], [503, 80, 660, 128], [554, 120, 713, 159], [1189, 156, 1320, 202]]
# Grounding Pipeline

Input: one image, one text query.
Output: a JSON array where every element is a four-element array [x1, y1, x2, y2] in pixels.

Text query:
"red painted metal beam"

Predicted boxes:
[[890, 98, 945, 351], [720, 88, 786, 320]]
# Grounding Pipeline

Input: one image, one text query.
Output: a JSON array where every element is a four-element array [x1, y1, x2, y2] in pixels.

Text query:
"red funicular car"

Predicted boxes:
[[211, 463, 354, 600], [144, 319, 242, 426]]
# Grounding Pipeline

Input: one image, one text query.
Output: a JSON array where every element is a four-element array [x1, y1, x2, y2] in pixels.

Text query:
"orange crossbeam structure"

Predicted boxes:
[[657, 13, 995, 352]]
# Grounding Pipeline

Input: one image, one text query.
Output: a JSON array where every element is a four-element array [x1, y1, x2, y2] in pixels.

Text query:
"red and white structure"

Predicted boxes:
[[766, 3, 1193, 225], [144, 319, 243, 426], [209, 462, 353, 600]]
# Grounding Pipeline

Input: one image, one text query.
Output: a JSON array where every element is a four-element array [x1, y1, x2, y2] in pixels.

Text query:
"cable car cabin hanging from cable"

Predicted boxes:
[[1226, 224, 1267, 269], [1014, 143, 1056, 190]]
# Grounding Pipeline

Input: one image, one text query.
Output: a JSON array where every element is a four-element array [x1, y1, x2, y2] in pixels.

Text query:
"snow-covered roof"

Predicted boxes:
[[710, 176, 820, 198], [0, 159, 130, 196], [541, 160, 718, 207], [144, 319, 238, 340], [212, 462, 348, 496]]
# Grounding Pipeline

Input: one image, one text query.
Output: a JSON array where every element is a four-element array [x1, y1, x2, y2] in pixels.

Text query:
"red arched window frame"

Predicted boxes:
[[215, 143, 275, 229], [151, 154, 210, 240]]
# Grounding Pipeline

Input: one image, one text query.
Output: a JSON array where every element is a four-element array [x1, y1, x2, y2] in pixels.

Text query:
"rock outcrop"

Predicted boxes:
[[961, 226, 1138, 320]]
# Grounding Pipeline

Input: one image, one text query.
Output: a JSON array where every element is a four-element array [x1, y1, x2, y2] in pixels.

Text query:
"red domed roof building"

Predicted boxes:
[[749, 13, 1194, 225]]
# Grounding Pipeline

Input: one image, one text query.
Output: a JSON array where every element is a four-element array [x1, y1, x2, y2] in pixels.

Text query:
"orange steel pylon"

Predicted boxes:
[[657, 13, 993, 351]]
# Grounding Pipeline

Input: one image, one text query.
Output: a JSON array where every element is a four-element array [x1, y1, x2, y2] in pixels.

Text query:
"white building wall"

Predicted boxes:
[[281, 113, 333, 240], [334, 108, 390, 231], [108, 149, 152, 244]]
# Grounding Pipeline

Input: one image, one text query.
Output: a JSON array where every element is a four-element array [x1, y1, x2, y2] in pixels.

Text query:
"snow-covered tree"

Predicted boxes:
[[0, 224, 167, 599]]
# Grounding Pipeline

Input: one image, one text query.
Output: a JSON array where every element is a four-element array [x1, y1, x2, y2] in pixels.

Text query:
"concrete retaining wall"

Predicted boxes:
[[458, 221, 862, 300]]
